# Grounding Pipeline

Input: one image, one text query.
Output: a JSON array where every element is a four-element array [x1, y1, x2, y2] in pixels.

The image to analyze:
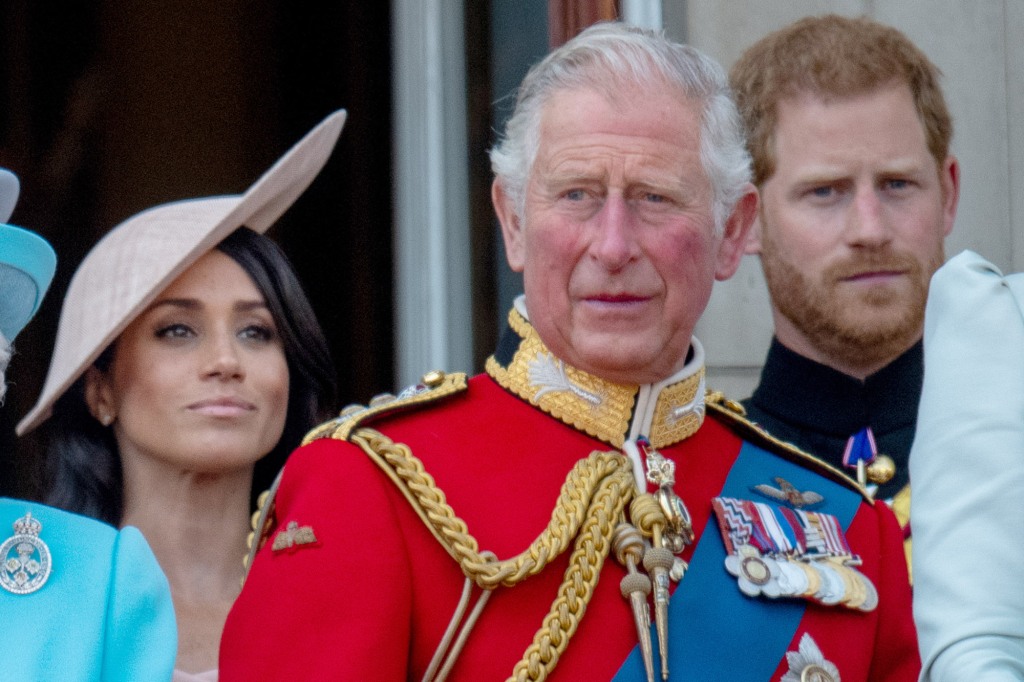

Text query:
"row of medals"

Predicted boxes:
[[730, 543, 878, 611]]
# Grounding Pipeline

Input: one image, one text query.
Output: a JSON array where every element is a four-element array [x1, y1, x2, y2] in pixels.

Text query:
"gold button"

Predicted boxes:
[[866, 454, 896, 485], [422, 370, 446, 388]]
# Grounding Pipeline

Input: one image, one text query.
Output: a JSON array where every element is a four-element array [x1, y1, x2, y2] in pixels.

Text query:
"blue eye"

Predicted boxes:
[[565, 189, 586, 201]]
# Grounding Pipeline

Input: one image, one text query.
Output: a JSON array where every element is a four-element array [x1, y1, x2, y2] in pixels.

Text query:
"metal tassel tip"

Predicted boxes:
[[644, 545, 674, 680], [614, 524, 655, 682]]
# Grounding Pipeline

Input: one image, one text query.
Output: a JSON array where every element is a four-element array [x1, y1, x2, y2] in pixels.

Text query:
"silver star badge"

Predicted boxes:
[[781, 633, 841, 682]]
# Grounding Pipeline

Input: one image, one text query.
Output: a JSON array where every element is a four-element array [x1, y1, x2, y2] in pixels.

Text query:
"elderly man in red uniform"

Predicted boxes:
[[220, 23, 918, 681]]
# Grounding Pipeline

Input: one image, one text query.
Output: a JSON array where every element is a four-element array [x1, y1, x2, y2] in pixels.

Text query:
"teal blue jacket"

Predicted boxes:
[[0, 497, 176, 680]]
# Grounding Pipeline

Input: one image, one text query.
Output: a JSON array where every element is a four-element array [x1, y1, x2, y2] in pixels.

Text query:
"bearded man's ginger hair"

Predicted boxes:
[[730, 14, 953, 187]]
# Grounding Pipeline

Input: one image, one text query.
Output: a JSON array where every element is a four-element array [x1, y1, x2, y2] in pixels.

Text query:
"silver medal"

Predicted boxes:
[[810, 561, 845, 606], [776, 558, 809, 597], [858, 572, 879, 612]]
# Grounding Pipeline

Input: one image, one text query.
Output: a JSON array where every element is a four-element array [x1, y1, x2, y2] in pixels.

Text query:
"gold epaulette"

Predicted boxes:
[[704, 390, 873, 504], [302, 370, 469, 445]]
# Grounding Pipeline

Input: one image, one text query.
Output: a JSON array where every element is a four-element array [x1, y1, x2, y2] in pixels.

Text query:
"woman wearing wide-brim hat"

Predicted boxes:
[[18, 111, 344, 679], [0, 168, 177, 681]]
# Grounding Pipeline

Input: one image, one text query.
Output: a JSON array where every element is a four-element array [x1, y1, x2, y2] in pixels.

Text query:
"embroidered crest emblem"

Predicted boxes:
[[752, 477, 824, 509], [528, 351, 603, 405], [667, 373, 706, 424], [781, 633, 841, 682], [0, 512, 52, 595], [271, 521, 320, 553]]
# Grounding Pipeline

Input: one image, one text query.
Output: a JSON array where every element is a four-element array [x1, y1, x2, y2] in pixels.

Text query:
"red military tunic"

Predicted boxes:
[[221, 309, 918, 680]]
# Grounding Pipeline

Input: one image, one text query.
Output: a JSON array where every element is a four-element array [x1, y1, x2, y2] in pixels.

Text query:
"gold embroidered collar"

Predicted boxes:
[[485, 304, 705, 449]]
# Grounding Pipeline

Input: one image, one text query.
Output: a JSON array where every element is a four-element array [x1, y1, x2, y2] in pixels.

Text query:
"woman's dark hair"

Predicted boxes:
[[45, 227, 338, 525]]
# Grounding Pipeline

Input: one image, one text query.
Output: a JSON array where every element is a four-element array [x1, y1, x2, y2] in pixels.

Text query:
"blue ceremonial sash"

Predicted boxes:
[[613, 441, 863, 680]]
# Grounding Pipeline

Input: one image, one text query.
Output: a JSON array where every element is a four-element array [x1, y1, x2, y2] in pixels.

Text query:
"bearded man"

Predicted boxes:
[[731, 15, 959, 560]]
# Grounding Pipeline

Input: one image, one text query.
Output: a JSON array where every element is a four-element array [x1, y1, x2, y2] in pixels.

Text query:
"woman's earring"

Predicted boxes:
[[99, 412, 114, 427]]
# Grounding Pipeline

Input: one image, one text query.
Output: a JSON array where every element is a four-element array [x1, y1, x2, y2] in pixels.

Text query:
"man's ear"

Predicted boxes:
[[84, 366, 116, 426], [492, 179, 525, 273], [744, 209, 764, 255], [940, 155, 960, 238], [715, 185, 759, 280]]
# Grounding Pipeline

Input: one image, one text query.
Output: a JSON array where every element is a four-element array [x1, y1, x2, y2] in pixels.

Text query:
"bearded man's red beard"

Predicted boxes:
[[760, 234, 944, 373]]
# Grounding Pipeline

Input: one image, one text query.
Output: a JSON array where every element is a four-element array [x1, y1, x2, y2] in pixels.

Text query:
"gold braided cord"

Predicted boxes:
[[508, 461, 635, 682], [628, 493, 666, 538], [347, 427, 638, 681], [349, 428, 469, 564], [351, 427, 634, 590]]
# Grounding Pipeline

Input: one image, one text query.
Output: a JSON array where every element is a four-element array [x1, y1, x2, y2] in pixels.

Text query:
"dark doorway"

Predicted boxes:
[[0, 2, 394, 500]]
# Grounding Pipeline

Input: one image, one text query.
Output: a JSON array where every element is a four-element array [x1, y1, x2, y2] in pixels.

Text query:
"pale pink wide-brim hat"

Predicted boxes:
[[17, 109, 346, 435]]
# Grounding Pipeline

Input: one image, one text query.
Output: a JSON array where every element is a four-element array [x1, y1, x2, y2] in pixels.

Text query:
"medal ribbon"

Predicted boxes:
[[796, 510, 855, 558], [842, 426, 877, 468], [778, 507, 808, 554], [714, 498, 799, 556], [752, 501, 796, 555]]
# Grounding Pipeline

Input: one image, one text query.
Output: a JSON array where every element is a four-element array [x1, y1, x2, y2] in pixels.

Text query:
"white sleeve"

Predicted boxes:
[[911, 250, 1024, 681]]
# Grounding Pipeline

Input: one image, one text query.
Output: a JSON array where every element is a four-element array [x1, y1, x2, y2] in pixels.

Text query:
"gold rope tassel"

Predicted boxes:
[[631, 494, 674, 680], [508, 459, 634, 681], [347, 428, 637, 681], [613, 524, 655, 682]]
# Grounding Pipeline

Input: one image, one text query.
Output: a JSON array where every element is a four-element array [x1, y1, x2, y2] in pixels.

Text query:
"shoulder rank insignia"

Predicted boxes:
[[712, 497, 877, 611], [704, 390, 746, 416], [705, 395, 872, 504], [781, 634, 840, 682], [303, 370, 468, 444], [0, 512, 52, 595], [271, 521, 319, 554]]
